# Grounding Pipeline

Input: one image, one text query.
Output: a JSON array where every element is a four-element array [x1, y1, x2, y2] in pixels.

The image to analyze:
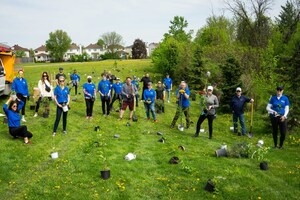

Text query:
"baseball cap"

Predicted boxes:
[[87, 76, 92, 79], [133, 75, 137, 79], [59, 67, 63, 70], [116, 77, 120, 80], [236, 87, 242, 92], [277, 86, 284, 90], [158, 81, 162, 84], [207, 86, 213, 91]]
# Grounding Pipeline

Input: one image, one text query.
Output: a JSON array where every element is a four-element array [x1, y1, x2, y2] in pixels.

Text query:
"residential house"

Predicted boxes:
[[148, 42, 159, 57], [64, 43, 82, 61], [124, 45, 133, 58], [34, 45, 49, 62], [84, 43, 105, 60], [13, 44, 30, 57]]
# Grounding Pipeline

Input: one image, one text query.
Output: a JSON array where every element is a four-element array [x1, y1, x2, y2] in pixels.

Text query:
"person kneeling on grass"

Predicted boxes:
[[3, 96, 33, 144], [143, 82, 157, 122]]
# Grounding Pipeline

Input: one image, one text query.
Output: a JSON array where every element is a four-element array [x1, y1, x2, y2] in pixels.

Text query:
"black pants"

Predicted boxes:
[[17, 93, 27, 115], [53, 106, 68, 132], [101, 97, 110, 115], [73, 84, 78, 95], [196, 114, 214, 138], [35, 97, 52, 112], [110, 93, 122, 110], [270, 116, 287, 147], [85, 98, 94, 117], [135, 94, 139, 106], [9, 126, 33, 138]]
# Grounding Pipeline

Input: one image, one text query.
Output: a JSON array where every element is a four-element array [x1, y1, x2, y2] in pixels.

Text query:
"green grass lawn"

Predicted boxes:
[[0, 60, 299, 200]]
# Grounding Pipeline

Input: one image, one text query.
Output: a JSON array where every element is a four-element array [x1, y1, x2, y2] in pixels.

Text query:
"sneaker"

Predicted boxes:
[[89, 116, 93, 119], [147, 118, 150, 120], [192, 134, 199, 138], [209, 136, 212, 139], [168, 100, 170, 103], [52, 132, 56, 136], [63, 131, 67, 134], [154, 119, 158, 123], [278, 146, 284, 149], [21, 117, 26, 122], [34, 113, 38, 117], [24, 140, 32, 144], [86, 116, 89, 119]]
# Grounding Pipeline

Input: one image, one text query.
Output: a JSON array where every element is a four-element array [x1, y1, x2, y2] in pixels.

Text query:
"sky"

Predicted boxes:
[[1, 0, 287, 49]]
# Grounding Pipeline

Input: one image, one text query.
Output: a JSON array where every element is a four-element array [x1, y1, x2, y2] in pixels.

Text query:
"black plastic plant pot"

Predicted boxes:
[[215, 148, 227, 157], [30, 105, 36, 110], [204, 179, 215, 192], [43, 112, 49, 118], [94, 126, 100, 131], [260, 161, 268, 170], [100, 170, 110, 180], [3, 117, 8, 124]]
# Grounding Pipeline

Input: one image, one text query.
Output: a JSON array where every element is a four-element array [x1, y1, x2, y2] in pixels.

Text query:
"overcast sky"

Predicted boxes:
[[1, 0, 287, 49]]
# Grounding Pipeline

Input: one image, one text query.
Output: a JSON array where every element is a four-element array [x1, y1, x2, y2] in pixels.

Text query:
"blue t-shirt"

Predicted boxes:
[[176, 88, 190, 108], [269, 95, 290, 116], [112, 82, 123, 94], [231, 95, 251, 115], [143, 88, 156, 103], [54, 86, 69, 104], [70, 73, 80, 82], [83, 83, 96, 98], [12, 78, 29, 96], [98, 80, 111, 96], [131, 80, 139, 89], [3, 100, 24, 128], [163, 77, 173, 89]]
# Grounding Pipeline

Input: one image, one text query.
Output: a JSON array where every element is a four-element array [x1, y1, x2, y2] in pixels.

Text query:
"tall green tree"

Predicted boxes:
[[101, 31, 123, 55], [97, 39, 105, 48], [15, 50, 26, 58], [132, 39, 147, 59], [46, 30, 72, 62], [164, 16, 193, 42]]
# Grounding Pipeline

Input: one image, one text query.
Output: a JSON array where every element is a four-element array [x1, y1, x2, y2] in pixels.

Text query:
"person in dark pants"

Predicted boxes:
[[70, 69, 80, 96], [12, 70, 29, 122], [55, 67, 66, 85], [98, 75, 111, 116], [53, 76, 70, 136], [140, 73, 151, 100], [231, 87, 254, 136], [155, 81, 165, 113], [110, 77, 123, 112], [131, 76, 140, 107], [83, 76, 96, 119], [119, 77, 138, 120], [143, 82, 157, 122], [3, 96, 33, 144], [266, 86, 290, 149], [170, 82, 191, 129], [194, 86, 219, 139]]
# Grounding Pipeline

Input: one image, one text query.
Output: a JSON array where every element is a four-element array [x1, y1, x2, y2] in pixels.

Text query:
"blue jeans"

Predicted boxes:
[[233, 113, 246, 134], [166, 89, 171, 101], [144, 102, 156, 120]]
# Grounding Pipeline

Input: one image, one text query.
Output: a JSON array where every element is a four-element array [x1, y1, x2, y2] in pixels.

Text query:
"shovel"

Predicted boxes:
[[132, 93, 138, 122], [248, 102, 254, 138]]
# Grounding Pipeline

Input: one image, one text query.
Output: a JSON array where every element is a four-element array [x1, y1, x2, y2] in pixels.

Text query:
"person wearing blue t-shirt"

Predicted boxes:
[[143, 82, 157, 122], [70, 69, 80, 96], [83, 76, 96, 119], [131, 76, 140, 107], [12, 70, 30, 122], [266, 86, 290, 149], [3, 96, 33, 144], [170, 82, 191, 129], [53, 76, 70, 136], [110, 77, 123, 112], [98, 75, 111, 116], [163, 74, 173, 103]]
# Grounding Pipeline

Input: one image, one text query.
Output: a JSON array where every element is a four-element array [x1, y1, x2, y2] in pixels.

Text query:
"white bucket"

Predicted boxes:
[[200, 129, 205, 132], [51, 152, 58, 159], [221, 144, 227, 150], [257, 140, 264, 147], [124, 153, 136, 161], [230, 127, 234, 131], [178, 124, 184, 131], [62, 105, 68, 112]]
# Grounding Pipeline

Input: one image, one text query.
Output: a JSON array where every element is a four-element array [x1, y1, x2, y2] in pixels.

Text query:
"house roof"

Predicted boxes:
[[13, 44, 29, 51], [69, 43, 79, 50], [85, 43, 102, 49], [149, 42, 159, 47], [34, 45, 47, 51]]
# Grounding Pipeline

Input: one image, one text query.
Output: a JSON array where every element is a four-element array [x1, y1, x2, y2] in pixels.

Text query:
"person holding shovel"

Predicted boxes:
[[266, 86, 290, 149], [83, 76, 96, 119], [119, 77, 138, 120], [170, 81, 191, 129], [98, 75, 111, 116], [3, 96, 33, 144], [194, 86, 219, 139], [143, 82, 157, 122], [231, 87, 254, 136]]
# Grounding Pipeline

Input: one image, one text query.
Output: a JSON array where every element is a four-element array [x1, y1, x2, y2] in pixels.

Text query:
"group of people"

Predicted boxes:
[[2, 68, 290, 150]]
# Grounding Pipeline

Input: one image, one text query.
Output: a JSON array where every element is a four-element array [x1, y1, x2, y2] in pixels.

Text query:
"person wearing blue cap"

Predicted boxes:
[[266, 86, 290, 149]]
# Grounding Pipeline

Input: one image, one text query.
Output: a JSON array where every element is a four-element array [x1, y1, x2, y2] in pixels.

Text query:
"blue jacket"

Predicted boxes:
[[3, 100, 24, 128], [231, 95, 251, 115], [143, 88, 156, 103], [98, 80, 111, 98], [54, 86, 69, 104], [131, 80, 139, 89], [83, 83, 96, 99], [176, 88, 190, 108], [12, 78, 29, 96], [163, 77, 173, 89], [70, 73, 80, 82], [112, 82, 123, 94], [268, 95, 290, 116]]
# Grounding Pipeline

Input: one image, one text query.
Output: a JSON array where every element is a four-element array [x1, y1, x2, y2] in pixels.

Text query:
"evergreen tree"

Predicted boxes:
[[132, 39, 147, 59]]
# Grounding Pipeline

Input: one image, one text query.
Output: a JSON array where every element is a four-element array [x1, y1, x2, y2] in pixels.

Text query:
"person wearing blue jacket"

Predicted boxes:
[[53, 76, 70, 136], [163, 74, 173, 103], [98, 75, 111, 116], [170, 82, 191, 129], [266, 86, 290, 149], [83, 76, 96, 119], [143, 82, 157, 122], [3, 96, 33, 144], [70, 69, 80, 95], [12, 70, 29, 122], [231, 87, 254, 136], [110, 77, 123, 112]]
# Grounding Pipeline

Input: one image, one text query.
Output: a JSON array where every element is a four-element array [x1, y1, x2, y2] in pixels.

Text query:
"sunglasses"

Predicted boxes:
[[59, 80, 65, 82], [277, 89, 282, 91], [236, 91, 241, 92], [43, 75, 47, 77], [12, 105, 17, 108]]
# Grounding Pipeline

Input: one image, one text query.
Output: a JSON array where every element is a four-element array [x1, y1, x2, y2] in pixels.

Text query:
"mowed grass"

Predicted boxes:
[[0, 59, 299, 200]]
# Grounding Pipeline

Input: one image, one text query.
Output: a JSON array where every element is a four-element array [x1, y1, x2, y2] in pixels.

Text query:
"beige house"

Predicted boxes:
[[64, 43, 82, 61], [34, 45, 49, 61], [84, 43, 105, 60], [148, 42, 159, 57]]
